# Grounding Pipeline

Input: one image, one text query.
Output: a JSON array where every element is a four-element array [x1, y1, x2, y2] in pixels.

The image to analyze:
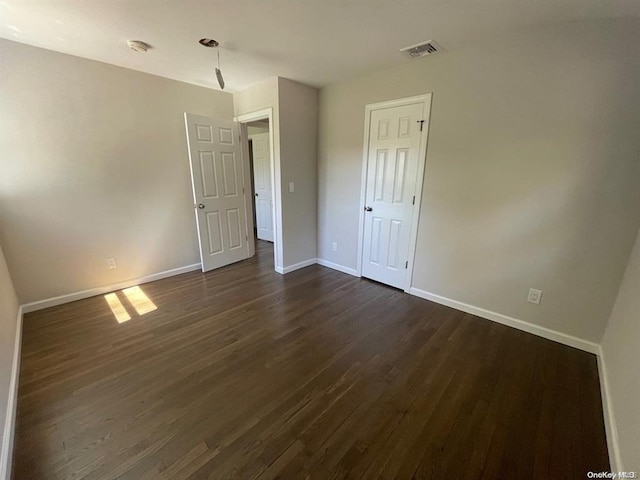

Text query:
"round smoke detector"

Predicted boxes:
[[127, 40, 151, 53]]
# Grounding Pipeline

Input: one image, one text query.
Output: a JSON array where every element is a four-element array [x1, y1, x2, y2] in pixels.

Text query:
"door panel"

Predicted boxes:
[[388, 220, 402, 269], [185, 113, 249, 272], [251, 133, 274, 242], [205, 212, 223, 255], [226, 209, 242, 249], [222, 153, 239, 196], [370, 217, 383, 265], [199, 151, 218, 198], [362, 102, 424, 289]]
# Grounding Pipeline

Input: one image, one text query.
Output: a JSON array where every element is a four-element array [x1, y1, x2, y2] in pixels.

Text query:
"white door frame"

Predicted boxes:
[[235, 108, 283, 273], [356, 94, 433, 292]]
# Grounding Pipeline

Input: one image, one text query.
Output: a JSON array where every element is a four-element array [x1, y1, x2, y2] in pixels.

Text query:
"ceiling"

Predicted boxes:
[[1, 0, 638, 92]]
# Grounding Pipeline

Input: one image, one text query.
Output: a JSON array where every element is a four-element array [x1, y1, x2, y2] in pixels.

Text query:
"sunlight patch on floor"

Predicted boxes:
[[104, 292, 131, 323], [104, 285, 157, 323], [123, 285, 158, 315]]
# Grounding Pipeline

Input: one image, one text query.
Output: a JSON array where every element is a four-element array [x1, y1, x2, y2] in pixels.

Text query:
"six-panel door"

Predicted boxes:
[[185, 113, 249, 272], [362, 102, 424, 289]]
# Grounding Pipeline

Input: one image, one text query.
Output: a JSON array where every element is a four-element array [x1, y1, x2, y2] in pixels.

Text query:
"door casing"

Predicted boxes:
[[356, 94, 433, 292]]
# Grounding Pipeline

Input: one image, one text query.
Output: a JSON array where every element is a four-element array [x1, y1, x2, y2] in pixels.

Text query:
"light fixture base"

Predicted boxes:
[[199, 38, 219, 48], [127, 40, 150, 53]]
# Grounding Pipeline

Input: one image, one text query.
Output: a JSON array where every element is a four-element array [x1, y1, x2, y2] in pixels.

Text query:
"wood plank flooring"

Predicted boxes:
[[13, 241, 609, 479]]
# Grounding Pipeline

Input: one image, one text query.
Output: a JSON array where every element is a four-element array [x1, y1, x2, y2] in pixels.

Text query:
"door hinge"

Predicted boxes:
[[405, 261, 408, 269], [417, 120, 425, 131], [412, 196, 415, 205]]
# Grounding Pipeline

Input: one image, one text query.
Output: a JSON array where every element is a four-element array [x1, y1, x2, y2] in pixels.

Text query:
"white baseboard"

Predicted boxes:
[[408, 287, 600, 354], [597, 348, 622, 471], [407, 287, 622, 465], [278, 258, 355, 275], [0, 306, 23, 480], [280, 258, 317, 275], [21, 264, 201, 313], [316, 259, 359, 277]]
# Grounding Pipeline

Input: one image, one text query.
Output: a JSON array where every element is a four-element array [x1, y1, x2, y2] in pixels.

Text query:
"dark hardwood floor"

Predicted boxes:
[[13, 241, 609, 479]]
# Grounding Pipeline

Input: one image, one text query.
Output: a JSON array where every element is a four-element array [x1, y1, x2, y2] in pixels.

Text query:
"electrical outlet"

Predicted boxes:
[[332, 242, 338, 252], [527, 288, 542, 305], [107, 257, 117, 269]]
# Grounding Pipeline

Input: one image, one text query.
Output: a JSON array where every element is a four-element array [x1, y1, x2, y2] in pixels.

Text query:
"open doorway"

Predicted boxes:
[[246, 120, 274, 243], [236, 108, 281, 273]]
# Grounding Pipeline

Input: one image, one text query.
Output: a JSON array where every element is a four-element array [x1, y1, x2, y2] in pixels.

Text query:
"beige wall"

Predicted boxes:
[[233, 77, 280, 119], [0, 40, 234, 303], [0, 244, 19, 472], [277, 78, 318, 266], [247, 126, 268, 135], [601, 228, 640, 471], [233, 78, 284, 269], [234, 77, 318, 270], [317, 19, 640, 342], [247, 122, 269, 136]]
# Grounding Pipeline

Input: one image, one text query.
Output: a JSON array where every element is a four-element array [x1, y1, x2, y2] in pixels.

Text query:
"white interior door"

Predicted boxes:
[[184, 113, 250, 272], [362, 102, 425, 289], [250, 133, 274, 242]]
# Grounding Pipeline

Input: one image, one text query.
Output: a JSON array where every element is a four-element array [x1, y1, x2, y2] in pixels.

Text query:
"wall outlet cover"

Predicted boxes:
[[527, 288, 542, 304]]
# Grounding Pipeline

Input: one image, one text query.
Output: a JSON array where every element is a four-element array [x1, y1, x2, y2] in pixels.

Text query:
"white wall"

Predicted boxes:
[[317, 19, 640, 342], [601, 227, 640, 471], [0, 244, 19, 476], [0, 40, 235, 304]]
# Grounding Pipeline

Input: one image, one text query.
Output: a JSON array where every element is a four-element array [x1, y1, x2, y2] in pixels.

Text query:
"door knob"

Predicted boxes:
[[255, 193, 259, 197], [364, 206, 373, 212], [197, 203, 205, 209]]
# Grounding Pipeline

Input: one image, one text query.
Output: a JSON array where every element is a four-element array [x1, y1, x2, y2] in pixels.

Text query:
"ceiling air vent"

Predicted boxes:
[[399, 40, 442, 59]]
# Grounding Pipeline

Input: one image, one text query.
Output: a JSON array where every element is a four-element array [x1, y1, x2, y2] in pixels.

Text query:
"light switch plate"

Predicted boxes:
[[288, 182, 295, 193]]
